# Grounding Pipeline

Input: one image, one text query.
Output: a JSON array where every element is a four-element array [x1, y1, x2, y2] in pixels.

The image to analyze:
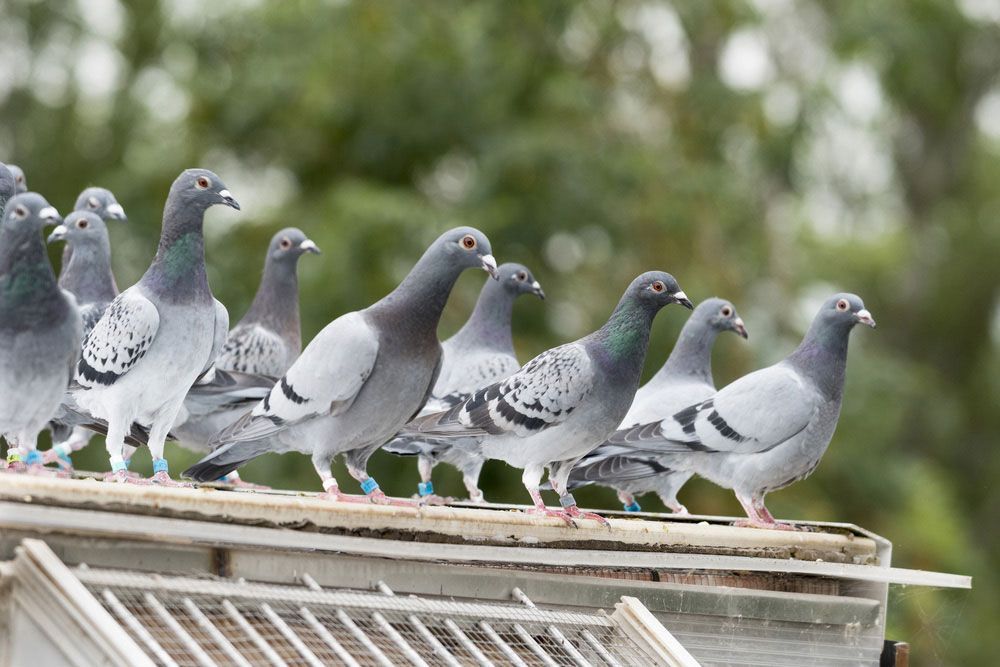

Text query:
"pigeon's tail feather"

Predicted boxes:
[[213, 408, 288, 445], [381, 435, 434, 457], [182, 439, 272, 481], [402, 407, 489, 439]]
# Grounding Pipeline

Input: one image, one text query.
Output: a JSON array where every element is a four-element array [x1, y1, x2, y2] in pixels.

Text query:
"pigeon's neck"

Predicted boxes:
[[371, 251, 465, 337], [650, 319, 717, 386], [58, 242, 118, 305], [448, 279, 516, 354], [787, 322, 850, 399], [241, 258, 302, 352], [0, 226, 64, 325], [592, 298, 656, 383], [144, 204, 210, 302]]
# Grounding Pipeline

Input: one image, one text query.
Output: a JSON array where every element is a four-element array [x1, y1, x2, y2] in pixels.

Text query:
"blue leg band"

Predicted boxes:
[[153, 458, 169, 474], [559, 493, 578, 508], [417, 481, 434, 497], [623, 501, 642, 512], [360, 478, 379, 494], [110, 457, 128, 473], [25, 450, 43, 466]]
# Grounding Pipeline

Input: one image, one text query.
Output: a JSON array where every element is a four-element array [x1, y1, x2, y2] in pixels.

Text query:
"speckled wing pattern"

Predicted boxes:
[[76, 288, 159, 388], [611, 364, 818, 455], [212, 311, 378, 444], [429, 351, 520, 411], [569, 452, 672, 484], [79, 301, 109, 338], [216, 322, 288, 376], [406, 343, 594, 439]]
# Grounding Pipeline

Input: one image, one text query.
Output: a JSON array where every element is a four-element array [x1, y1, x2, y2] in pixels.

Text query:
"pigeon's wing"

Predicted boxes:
[[77, 289, 159, 387], [406, 343, 594, 439], [433, 350, 521, 400], [612, 364, 818, 455], [568, 453, 672, 487], [215, 322, 288, 376], [76, 300, 109, 338], [183, 369, 275, 419], [194, 299, 231, 383], [213, 311, 378, 444]]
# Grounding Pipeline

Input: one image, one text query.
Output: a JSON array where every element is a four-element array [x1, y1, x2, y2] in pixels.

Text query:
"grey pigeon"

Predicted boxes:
[[562, 298, 748, 513], [401, 271, 693, 525], [7, 164, 27, 194], [170, 228, 320, 486], [0, 194, 82, 471], [609, 293, 875, 530], [383, 262, 544, 503], [183, 227, 499, 505], [60, 187, 127, 269], [69, 169, 239, 484], [0, 163, 16, 215]]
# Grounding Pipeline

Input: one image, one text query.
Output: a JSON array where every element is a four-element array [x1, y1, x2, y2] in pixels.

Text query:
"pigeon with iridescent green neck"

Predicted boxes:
[[609, 293, 875, 530], [561, 298, 748, 513], [183, 227, 499, 506], [69, 169, 239, 485], [1, 194, 82, 472], [383, 262, 545, 503], [401, 271, 693, 525]]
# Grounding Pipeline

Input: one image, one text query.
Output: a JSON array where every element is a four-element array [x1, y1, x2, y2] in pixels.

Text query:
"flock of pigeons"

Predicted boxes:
[[0, 163, 876, 530]]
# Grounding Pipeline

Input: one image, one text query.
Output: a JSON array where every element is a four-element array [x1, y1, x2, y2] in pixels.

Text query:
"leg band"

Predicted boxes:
[[6, 448, 25, 464], [24, 450, 43, 466], [559, 493, 577, 508], [360, 478, 379, 495], [152, 458, 169, 474], [417, 481, 434, 497], [54, 442, 73, 457], [623, 501, 642, 513], [109, 456, 128, 473]]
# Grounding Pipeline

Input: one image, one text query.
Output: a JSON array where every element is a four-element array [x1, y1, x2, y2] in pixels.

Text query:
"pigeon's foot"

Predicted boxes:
[[668, 504, 690, 515], [732, 518, 801, 531], [4, 461, 26, 473], [220, 473, 270, 491], [107, 470, 152, 485], [149, 471, 192, 487], [564, 505, 611, 528], [369, 489, 419, 507], [26, 463, 63, 477], [415, 494, 453, 506], [42, 448, 74, 471], [525, 506, 576, 527]]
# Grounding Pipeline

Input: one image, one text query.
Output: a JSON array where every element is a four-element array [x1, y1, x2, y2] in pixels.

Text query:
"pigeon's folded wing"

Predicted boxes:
[[213, 311, 378, 444], [406, 343, 594, 439], [77, 289, 159, 388], [216, 322, 288, 375], [570, 454, 672, 484], [612, 364, 818, 455], [434, 350, 520, 400]]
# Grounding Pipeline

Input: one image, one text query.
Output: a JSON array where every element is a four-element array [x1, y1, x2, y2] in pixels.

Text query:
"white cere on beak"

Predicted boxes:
[[481, 254, 499, 279], [106, 203, 125, 218], [299, 239, 321, 253], [674, 290, 688, 301], [219, 189, 232, 199], [856, 308, 877, 328], [532, 281, 541, 290], [39, 206, 60, 222]]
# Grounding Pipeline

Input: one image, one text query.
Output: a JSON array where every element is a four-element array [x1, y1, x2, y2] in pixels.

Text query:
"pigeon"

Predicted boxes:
[[401, 271, 693, 525], [608, 293, 875, 530], [0, 163, 16, 215], [69, 169, 239, 485], [0, 193, 82, 472], [383, 262, 544, 503], [60, 187, 127, 269], [7, 164, 27, 194], [169, 228, 320, 486], [183, 227, 499, 505], [561, 298, 748, 513]]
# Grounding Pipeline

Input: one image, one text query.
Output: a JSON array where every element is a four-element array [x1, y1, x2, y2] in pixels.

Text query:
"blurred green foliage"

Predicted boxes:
[[2, 1, 998, 663]]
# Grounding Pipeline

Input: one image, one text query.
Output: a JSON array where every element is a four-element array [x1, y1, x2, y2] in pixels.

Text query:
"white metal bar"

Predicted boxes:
[[261, 603, 324, 667], [143, 592, 215, 667], [223, 599, 288, 667], [372, 611, 431, 667], [101, 590, 178, 667], [513, 623, 559, 667], [183, 598, 253, 667], [478, 622, 528, 667], [444, 618, 494, 667], [299, 607, 362, 667], [336, 608, 394, 667], [581, 629, 622, 667], [300, 573, 323, 591], [376, 580, 395, 596], [513, 587, 590, 667], [409, 613, 463, 667]]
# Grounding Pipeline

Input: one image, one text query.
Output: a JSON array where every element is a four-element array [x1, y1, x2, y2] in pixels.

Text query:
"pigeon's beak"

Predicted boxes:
[[47, 225, 68, 244], [105, 202, 126, 221], [733, 317, 749, 339], [531, 280, 546, 300], [855, 309, 876, 328], [480, 254, 499, 280], [673, 290, 694, 310], [299, 239, 321, 254], [219, 189, 241, 211], [39, 206, 61, 225]]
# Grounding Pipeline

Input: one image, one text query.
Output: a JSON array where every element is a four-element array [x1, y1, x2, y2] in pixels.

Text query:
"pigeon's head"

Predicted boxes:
[[2, 192, 61, 232], [47, 211, 108, 249], [170, 169, 241, 212], [0, 163, 15, 205], [8, 164, 27, 194], [698, 297, 748, 339], [436, 226, 498, 279], [817, 293, 876, 332], [269, 227, 321, 263], [75, 187, 126, 222], [627, 271, 693, 312], [498, 262, 545, 299]]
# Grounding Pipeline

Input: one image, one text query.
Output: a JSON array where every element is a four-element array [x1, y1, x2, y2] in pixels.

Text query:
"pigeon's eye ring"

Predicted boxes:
[[77, 219, 89, 229], [651, 280, 666, 293], [461, 234, 477, 250], [12, 205, 27, 219], [14, 175, 23, 184], [721, 306, 732, 317], [836, 299, 850, 311], [517, 271, 527, 281], [279, 238, 292, 250], [195, 176, 210, 190], [88, 197, 99, 209]]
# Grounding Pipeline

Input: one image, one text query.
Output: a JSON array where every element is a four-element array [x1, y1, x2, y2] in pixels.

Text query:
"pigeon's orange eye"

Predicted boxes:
[[836, 299, 849, 311], [77, 219, 89, 229], [651, 281, 665, 293], [196, 176, 210, 189], [279, 238, 292, 249], [721, 306, 732, 317], [461, 234, 477, 249]]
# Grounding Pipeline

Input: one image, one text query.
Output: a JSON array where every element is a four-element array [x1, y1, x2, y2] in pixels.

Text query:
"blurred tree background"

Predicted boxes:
[[2, 0, 998, 663]]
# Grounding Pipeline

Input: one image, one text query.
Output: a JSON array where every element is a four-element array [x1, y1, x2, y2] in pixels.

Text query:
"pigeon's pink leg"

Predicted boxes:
[[526, 488, 575, 526], [549, 476, 610, 527], [220, 471, 270, 491], [414, 456, 451, 505], [347, 465, 418, 507], [733, 493, 798, 531], [617, 490, 642, 513]]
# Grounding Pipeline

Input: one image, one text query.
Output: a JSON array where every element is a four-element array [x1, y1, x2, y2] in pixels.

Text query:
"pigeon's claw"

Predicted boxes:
[[150, 471, 192, 487], [526, 506, 577, 527], [564, 505, 611, 528]]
